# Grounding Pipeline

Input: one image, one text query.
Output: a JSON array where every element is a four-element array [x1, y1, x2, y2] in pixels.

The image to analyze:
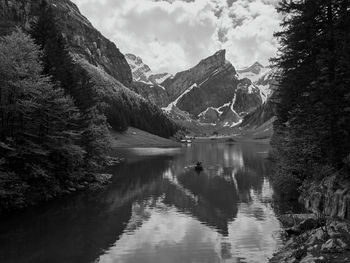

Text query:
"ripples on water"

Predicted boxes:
[[0, 142, 291, 263]]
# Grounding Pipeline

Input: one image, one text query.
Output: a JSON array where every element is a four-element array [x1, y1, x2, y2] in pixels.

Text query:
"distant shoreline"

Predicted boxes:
[[110, 127, 271, 149], [192, 136, 271, 144], [110, 127, 181, 148]]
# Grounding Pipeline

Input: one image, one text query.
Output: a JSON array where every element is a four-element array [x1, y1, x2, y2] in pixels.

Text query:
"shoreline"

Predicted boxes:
[[110, 128, 271, 149], [192, 136, 271, 144], [269, 214, 350, 262], [110, 127, 181, 148]]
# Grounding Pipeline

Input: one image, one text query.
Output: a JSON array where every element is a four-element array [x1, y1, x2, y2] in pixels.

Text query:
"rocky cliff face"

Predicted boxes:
[[176, 62, 239, 116], [301, 174, 350, 220], [0, 0, 132, 87], [125, 53, 171, 105], [130, 81, 169, 106], [125, 53, 172, 85], [238, 64, 279, 135], [163, 50, 227, 101], [162, 51, 264, 127]]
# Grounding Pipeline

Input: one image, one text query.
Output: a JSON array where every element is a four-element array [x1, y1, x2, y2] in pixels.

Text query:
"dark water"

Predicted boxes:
[[0, 142, 293, 263]]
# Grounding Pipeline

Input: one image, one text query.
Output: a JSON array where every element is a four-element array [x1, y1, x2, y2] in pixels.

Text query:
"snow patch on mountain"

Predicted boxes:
[[237, 62, 276, 103], [163, 83, 198, 113], [125, 53, 172, 85], [155, 73, 172, 84]]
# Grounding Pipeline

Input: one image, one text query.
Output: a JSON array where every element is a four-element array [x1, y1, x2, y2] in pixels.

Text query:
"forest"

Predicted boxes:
[[0, 2, 178, 210], [271, 0, 350, 198]]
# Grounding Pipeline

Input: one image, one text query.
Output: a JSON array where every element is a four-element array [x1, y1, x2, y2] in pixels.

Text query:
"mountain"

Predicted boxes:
[[125, 53, 172, 85], [238, 65, 279, 137], [0, 0, 178, 138], [0, 0, 132, 87], [124, 49, 278, 132], [125, 53, 172, 105], [161, 50, 264, 127], [237, 62, 276, 102], [238, 61, 265, 75]]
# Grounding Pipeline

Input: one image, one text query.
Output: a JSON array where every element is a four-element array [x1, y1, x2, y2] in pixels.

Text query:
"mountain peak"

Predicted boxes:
[[237, 61, 265, 75], [252, 61, 264, 68], [196, 49, 227, 70], [214, 49, 226, 57]]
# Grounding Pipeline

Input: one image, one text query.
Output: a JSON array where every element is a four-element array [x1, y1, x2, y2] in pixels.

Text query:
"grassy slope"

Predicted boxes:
[[110, 127, 181, 148]]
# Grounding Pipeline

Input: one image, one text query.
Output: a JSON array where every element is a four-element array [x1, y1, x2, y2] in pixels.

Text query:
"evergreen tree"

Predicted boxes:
[[271, 0, 350, 198], [30, 0, 77, 100], [0, 29, 85, 208]]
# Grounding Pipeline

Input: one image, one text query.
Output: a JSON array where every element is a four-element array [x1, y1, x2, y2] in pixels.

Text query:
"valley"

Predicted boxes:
[[127, 49, 277, 137], [1, 1, 350, 263]]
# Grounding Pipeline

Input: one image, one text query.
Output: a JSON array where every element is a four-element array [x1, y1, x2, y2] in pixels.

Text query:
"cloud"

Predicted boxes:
[[72, 0, 281, 73]]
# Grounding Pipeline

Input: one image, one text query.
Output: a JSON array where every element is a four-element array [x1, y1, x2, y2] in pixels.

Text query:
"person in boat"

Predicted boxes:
[[195, 161, 203, 171]]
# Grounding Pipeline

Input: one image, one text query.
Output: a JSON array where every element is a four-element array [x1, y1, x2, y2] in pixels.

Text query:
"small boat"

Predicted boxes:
[[194, 162, 203, 172]]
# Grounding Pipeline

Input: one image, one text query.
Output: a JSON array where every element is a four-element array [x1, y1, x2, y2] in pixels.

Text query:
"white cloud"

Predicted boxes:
[[72, 0, 281, 73]]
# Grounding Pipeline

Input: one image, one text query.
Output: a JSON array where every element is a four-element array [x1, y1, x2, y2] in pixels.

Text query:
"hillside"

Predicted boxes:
[[0, 0, 178, 138], [110, 127, 180, 148]]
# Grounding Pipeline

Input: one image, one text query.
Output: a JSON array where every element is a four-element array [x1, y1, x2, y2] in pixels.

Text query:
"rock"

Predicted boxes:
[[285, 227, 301, 237], [165, 50, 228, 100], [299, 218, 319, 232], [336, 238, 348, 249], [280, 214, 316, 227], [313, 228, 326, 240], [321, 238, 336, 251], [131, 81, 169, 106], [320, 238, 346, 252], [300, 174, 350, 220], [318, 256, 325, 261], [300, 253, 318, 263], [198, 107, 221, 124], [292, 248, 306, 260]]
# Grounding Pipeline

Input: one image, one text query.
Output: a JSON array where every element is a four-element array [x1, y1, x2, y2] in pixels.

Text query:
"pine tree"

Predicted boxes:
[[271, 0, 350, 198], [0, 29, 85, 208]]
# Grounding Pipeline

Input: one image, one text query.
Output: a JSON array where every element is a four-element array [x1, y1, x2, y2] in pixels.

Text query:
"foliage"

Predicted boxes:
[[29, 1, 112, 166], [30, 0, 179, 139], [0, 1, 178, 210], [0, 29, 87, 208], [271, 0, 350, 198]]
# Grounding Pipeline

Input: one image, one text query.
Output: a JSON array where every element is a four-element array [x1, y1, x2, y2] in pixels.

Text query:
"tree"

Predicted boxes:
[[271, 0, 350, 198], [30, 1, 112, 168], [0, 29, 85, 208]]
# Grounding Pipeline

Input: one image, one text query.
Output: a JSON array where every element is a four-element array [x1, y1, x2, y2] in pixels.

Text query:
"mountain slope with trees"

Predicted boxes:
[[0, 0, 179, 138], [0, 29, 111, 210], [0, 0, 179, 211], [271, 0, 350, 206]]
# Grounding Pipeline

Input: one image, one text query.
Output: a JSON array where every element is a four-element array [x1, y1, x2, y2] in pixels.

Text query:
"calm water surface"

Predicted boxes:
[[0, 142, 291, 263]]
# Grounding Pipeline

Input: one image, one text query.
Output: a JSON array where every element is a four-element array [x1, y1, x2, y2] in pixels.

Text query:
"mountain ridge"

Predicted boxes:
[[0, 0, 178, 138], [124, 50, 276, 129]]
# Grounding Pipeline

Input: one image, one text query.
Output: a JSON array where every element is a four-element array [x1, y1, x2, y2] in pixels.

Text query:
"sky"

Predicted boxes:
[[72, 0, 282, 74]]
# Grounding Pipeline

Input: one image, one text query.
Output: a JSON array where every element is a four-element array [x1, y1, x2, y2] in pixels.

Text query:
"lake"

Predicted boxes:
[[0, 141, 293, 263]]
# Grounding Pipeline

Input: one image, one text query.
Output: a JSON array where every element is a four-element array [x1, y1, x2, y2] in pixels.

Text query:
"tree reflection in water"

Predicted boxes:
[[0, 142, 290, 263]]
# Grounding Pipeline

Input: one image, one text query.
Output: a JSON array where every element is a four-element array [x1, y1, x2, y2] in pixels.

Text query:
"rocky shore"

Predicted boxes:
[[269, 214, 350, 263]]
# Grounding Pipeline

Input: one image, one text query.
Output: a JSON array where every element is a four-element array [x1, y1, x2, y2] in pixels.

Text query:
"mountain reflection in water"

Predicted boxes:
[[0, 142, 286, 263]]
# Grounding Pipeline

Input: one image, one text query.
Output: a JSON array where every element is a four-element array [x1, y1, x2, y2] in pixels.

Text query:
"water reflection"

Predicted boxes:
[[0, 142, 284, 263]]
